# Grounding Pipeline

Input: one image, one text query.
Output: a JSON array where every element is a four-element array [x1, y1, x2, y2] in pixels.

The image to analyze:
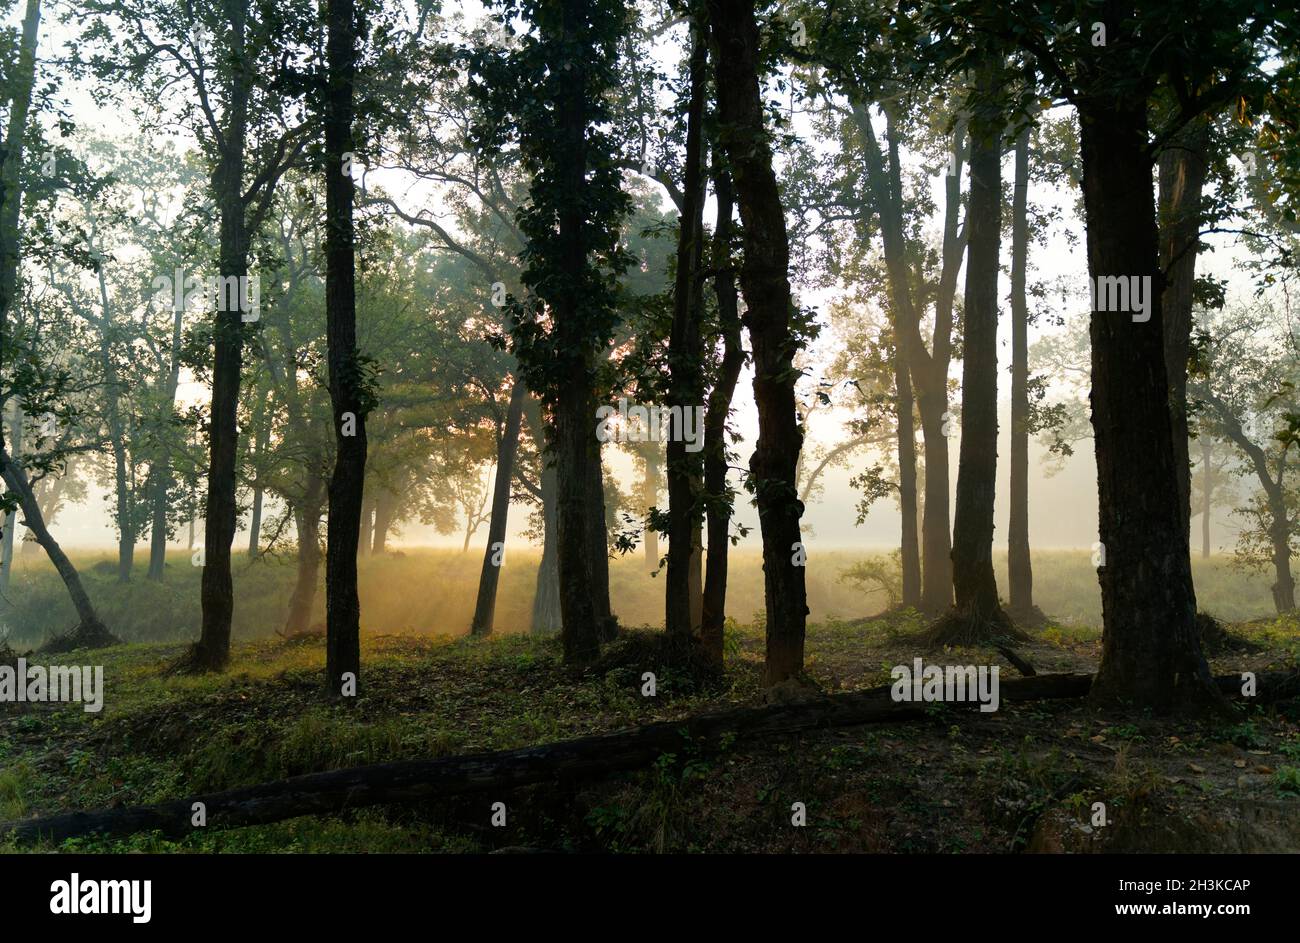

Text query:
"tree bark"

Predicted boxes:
[[525, 398, 562, 635], [709, 0, 808, 685], [642, 446, 660, 563], [1201, 436, 1212, 559], [470, 379, 526, 636], [895, 341, 922, 608], [700, 161, 745, 666], [284, 476, 325, 636], [193, 0, 252, 673], [323, 0, 366, 697], [1159, 122, 1210, 536], [371, 488, 393, 553], [666, 14, 708, 643], [854, 103, 959, 613], [147, 300, 186, 581], [1079, 96, 1222, 713], [1008, 123, 1033, 613], [359, 497, 374, 558], [946, 98, 1007, 637]]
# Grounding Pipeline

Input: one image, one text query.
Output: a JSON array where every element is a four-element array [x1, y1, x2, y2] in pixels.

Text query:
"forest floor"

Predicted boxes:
[[1, 611, 1299, 853]]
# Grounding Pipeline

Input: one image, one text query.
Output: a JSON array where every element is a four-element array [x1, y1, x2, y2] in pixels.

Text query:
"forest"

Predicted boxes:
[[0, 0, 1298, 857]]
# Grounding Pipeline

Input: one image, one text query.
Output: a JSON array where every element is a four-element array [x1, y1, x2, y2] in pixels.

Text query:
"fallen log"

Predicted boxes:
[[1, 669, 1294, 844]]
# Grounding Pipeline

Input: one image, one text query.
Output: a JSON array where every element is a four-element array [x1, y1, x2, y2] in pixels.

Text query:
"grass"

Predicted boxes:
[[0, 607, 1295, 854], [0, 546, 1284, 650]]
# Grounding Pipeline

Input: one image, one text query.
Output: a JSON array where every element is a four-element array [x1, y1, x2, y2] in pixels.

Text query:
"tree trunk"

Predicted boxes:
[[359, 497, 374, 558], [323, 0, 365, 697], [470, 380, 527, 636], [700, 161, 744, 666], [1079, 98, 1221, 713], [1008, 123, 1033, 613], [854, 103, 957, 613], [193, 0, 252, 672], [0, 406, 21, 591], [586, 448, 615, 640], [1159, 123, 1209, 536], [284, 476, 325, 636], [247, 396, 269, 559], [642, 447, 660, 563], [666, 14, 708, 644], [945, 98, 1007, 637], [532, 453, 562, 635], [371, 490, 393, 553], [1270, 516, 1295, 613], [1201, 436, 1212, 559], [709, 0, 807, 685], [895, 343, 922, 608], [1, 449, 110, 638], [148, 299, 185, 581]]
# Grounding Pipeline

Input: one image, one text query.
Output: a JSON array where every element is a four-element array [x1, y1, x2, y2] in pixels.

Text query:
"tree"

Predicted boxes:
[[947, 0, 1282, 711], [322, 0, 369, 697], [1007, 120, 1033, 615], [664, 6, 707, 644], [935, 65, 1015, 644], [471, 0, 632, 663], [708, 0, 808, 685]]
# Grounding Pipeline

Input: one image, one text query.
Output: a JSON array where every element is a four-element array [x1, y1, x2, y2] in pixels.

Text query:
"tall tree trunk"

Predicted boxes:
[[359, 497, 374, 557], [147, 301, 185, 581], [666, 13, 707, 643], [193, 0, 251, 672], [586, 450, 615, 640], [1159, 122, 1210, 536], [1201, 435, 1212, 559], [87, 219, 134, 584], [532, 450, 562, 635], [854, 103, 957, 613], [470, 380, 526, 636], [284, 476, 325, 635], [247, 394, 270, 559], [1079, 97, 1221, 712], [699, 161, 744, 666], [544, 0, 607, 664], [1270, 510, 1295, 613], [709, 0, 808, 685], [1008, 123, 1033, 614], [371, 489, 392, 553], [944, 88, 1009, 641], [642, 446, 660, 563], [895, 344, 922, 608], [323, 0, 365, 697]]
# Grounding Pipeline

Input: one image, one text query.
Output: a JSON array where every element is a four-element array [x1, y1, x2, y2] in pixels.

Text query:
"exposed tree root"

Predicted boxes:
[[923, 606, 1030, 648], [38, 619, 120, 654], [165, 641, 229, 676]]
